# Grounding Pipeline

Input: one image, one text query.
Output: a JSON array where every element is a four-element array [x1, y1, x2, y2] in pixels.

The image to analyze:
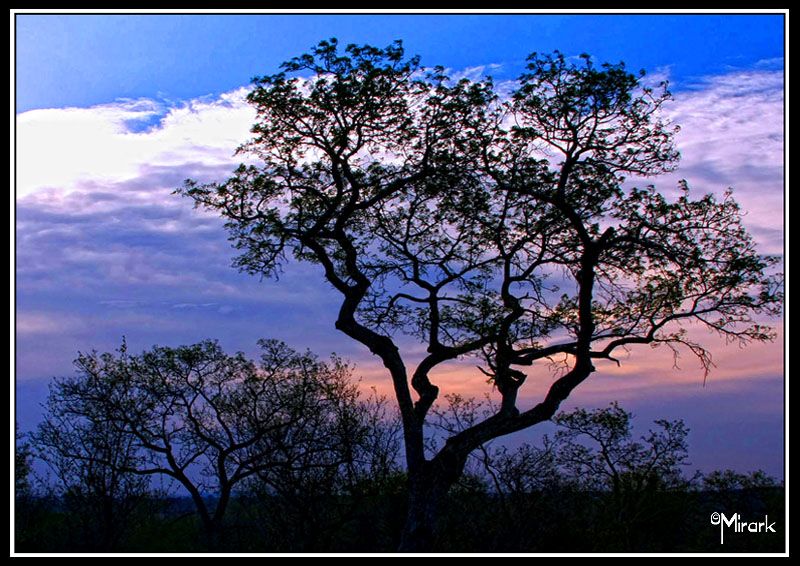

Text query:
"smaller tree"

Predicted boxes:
[[429, 395, 562, 550], [553, 402, 695, 548], [554, 402, 693, 494], [701, 468, 781, 522], [702, 469, 778, 491], [441, 401, 697, 550], [244, 388, 403, 551], [431, 394, 561, 498], [15, 423, 33, 499], [32, 381, 150, 551], [40, 338, 380, 549]]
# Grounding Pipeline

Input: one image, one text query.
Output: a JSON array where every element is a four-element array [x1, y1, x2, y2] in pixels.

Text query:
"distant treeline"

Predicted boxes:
[[15, 341, 784, 553]]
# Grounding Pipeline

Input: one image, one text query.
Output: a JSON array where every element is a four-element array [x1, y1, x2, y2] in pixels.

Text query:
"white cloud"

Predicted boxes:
[[16, 88, 255, 199], [448, 63, 503, 83], [15, 67, 783, 218], [664, 70, 784, 254]]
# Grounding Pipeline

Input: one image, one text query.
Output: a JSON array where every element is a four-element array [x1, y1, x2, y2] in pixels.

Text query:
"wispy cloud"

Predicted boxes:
[[16, 88, 255, 199], [15, 64, 784, 392], [659, 68, 784, 254], [16, 311, 86, 337]]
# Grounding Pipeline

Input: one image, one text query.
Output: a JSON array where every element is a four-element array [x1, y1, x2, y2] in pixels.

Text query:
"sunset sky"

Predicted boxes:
[[13, 12, 786, 478]]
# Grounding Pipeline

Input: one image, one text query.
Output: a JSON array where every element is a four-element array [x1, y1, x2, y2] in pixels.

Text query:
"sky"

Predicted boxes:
[[13, 11, 786, 479]]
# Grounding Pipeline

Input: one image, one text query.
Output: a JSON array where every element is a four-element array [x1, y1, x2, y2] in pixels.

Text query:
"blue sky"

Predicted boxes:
[[14, 12, 786, 478], [16, 14, 784, 112]]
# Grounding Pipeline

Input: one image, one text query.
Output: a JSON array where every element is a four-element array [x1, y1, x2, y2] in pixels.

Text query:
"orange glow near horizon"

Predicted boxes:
[[353, 325, 784, 411]]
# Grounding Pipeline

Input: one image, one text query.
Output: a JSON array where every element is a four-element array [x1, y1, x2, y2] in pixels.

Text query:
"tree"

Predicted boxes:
[[15, 423, 33, 499], [554, 402, 694, 495], [179, 39, 782, 550], [242, 388, 403, 551], [701, 468, 781, 522], [553, 402, 697, 548], [33, 379, 151, 550], [38, 338, 368, 549], [15, 422, 38, 550], [702, 469, 779, 491]]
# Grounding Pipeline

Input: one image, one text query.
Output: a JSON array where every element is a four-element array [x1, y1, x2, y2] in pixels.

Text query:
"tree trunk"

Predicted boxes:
[[398, 474, 443, 552], [202, 517, 224, 552], [398, 453, 466, 552], [205, 485, 231, 551], [185, 488, 222, 551]]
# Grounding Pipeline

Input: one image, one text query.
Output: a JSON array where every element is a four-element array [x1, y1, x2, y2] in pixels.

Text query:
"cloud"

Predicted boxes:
[[14, 101, 343, 384], [16, 88, 255, 199], [657, 68, 784, 254], [448, 63, 504, 83], [16, 311, 86, 336], [14, 64, 784, 391]]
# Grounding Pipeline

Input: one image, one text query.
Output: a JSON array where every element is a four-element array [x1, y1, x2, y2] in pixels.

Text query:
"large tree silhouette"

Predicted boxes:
[[179, 39, 782, 550]]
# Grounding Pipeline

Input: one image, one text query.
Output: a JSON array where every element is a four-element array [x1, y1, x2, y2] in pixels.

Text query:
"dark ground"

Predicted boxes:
[[15, 486, 784, 553]]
